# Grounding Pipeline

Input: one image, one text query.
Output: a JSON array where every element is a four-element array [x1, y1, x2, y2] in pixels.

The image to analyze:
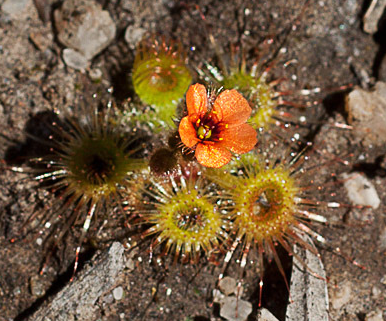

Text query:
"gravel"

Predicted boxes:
[[219, 296, 253, 321], [218, 276, 237, 296], [342, 172, 381, 209], [55, 0, 116, 60], [346, 82, 386, 146]]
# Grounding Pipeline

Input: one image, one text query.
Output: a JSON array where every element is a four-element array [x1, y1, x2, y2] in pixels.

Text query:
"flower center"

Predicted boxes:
[[197, 125, 212, 140], [85, 153, 115, 184], [173, 206, 205, 232], [249, 188, 283, 221]]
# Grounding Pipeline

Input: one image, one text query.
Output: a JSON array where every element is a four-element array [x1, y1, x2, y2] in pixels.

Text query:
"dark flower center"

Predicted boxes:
[[174, 207, 205, 231], [85, 153, 115, 184], [249, 187, 284, 221], [194, 113, 226, 143]]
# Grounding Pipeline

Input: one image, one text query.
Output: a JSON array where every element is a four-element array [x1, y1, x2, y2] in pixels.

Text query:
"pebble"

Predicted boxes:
[[124, 25, 147, 49], [113, 286, 124, 301], [125, 257, 135, 271], [218, 277, 237, 296], [54, 0, 116, 60], [62, 48, 89, 71], [363, 0, 386, 34], [103, 293, 114, 304], [348, 208, 375, 223], [13, 287, 21, 296], [371, 285, 381, 299], [257, 308, 279, 321], [219, 296, 252, 321], [346, 82, 386, 146], [29, 31, 54, 52], [331, 281, 352, 310], [212, 289, 225, 303], [1, 0, 29, 16], [88, 68, 102, 82], [342, 173, 380, 209], [365, 309, 384, 321], [33, 0, 51, 22], [30, 275, 46, 297]]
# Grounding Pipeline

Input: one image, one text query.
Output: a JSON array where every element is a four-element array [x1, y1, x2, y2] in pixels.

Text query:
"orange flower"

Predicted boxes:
[[179, 83, 257, 168]]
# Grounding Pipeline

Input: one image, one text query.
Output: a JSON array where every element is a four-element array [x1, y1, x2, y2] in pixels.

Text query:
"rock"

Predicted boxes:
[[125, 257, 135, 271], [365, 309, 383, 321], [346, 82, 386, 146], [1, 0, 29, 16], [330, 281, 352, 310], [363, 0, 386, 34], [347, 208, 375, 223], [88, 68, 102, 82], [62, 48, 89, 70], [371, 285, 381, 299], [30, 275, 46, 297], [29, 31, 54, 52], [212, 289, 225, 303], [13, 287, 21, 296], [219, 296, 252, 321], [103, 293, 114, 304], [112, 286, 124, 301], [285, 235, 329, 321], [124, 25, 147, 50], [218, 276, 237, 296], [54, 0, 116, 60], [28, 242, 125, 321], [33, 0, 51, 23], [342, 173, 380, 209], [257, 308, 279, 321]]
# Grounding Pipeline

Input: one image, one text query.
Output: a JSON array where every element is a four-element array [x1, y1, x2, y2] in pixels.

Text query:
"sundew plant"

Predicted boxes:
[[2, 4, 371, 319]]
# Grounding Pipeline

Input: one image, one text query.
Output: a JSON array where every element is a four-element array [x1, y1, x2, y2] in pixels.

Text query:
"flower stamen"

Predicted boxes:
[[197, 125, 212, 140]]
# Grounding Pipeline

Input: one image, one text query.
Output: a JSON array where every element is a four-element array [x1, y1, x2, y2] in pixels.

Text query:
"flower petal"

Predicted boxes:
[[195, 143, 232, 168], [213, 89, 252, 125], [179, 116, 198, 148], [186, 83, 208, 116], [219, 123, 257, 154]]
